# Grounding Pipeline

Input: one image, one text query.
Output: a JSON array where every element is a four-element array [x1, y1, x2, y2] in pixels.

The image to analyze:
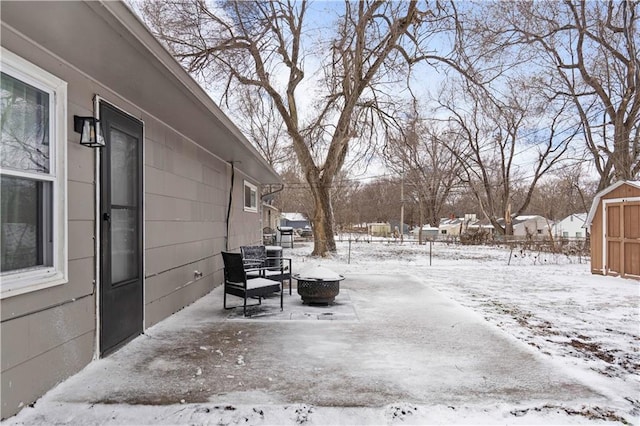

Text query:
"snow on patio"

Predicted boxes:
[[6, 239, 639, 425], [288, 239, 639, 422]]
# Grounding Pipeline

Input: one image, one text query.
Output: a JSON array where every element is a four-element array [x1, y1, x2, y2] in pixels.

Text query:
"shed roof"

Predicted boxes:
[[1, 0, 281, 184], [585, 181, 640, 227]]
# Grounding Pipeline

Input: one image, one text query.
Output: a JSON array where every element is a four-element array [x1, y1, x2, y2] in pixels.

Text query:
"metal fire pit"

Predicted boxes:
[[294, 267, 345, 305]]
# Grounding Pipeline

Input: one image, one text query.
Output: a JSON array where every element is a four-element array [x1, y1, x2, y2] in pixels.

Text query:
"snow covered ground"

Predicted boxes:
[[5, 239, 639, 425], [290, 239, 639, 423]]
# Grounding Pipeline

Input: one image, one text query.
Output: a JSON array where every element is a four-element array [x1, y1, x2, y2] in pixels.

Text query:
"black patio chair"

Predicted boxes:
[[241, 245, 293, 295], [222, 251, 283, 317]]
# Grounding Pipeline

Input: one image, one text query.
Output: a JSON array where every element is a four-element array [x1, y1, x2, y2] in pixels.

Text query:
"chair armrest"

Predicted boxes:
[[265, 256, 292, 272], [243, 259, 264, 268]]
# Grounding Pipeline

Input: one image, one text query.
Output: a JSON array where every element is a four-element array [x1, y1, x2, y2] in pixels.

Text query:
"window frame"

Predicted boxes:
[[243, 180, 258, 213], [1, 48, 68, 299]]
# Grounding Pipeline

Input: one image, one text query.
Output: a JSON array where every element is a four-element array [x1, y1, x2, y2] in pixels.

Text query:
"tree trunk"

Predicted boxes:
[[613, 124, 635, 182], [418, 194, 425, 244], [310, 183, 336, 256], [504, 203, 513, 236]]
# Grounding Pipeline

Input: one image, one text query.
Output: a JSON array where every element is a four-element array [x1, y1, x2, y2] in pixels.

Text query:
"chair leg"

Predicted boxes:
[[243, 296, 247, 317]]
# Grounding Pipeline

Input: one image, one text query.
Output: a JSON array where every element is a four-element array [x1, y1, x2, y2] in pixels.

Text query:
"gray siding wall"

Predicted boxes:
[[1, 25, 98, 420], [143, 121, 228, 327], [1, 24, 263, 419], [227, 171, 263, 251]]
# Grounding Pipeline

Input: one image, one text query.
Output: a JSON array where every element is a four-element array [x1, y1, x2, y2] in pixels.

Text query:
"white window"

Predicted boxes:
[[243, 180, 257, 212], [1, 48, 67, 298]]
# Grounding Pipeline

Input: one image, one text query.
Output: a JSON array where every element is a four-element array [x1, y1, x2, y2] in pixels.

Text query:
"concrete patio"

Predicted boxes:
[[6, 272, 606, 424]]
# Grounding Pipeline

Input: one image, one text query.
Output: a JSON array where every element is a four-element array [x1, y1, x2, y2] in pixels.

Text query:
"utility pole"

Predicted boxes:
[[400, 167, 404, 243]]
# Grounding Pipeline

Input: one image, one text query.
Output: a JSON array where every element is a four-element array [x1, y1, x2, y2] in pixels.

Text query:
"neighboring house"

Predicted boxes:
[[262, 202, 279, 245], [585, 181, 640, 279], [552, 213, 588, 239], [438, 218, 465, 236], [409, 225, 439, 240], [262, 203, 280, 231], [280, 212, 310, 229], [388, 220, 410, 236], [1, 1, 280, 419], [496, 215, 551, 238], [368, 222, 391, 237], [466, 218, 495, 236]]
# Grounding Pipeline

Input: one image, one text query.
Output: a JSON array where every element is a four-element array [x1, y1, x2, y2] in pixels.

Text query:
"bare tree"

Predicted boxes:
[[440, 77, 577, 235], [272, 166, 314, 220], [383, 107, 462, 229], [525, 167, 598, 220], [234, 87, 293, 169], [139, 0, 463, 255], [475, 0, 640, 190]]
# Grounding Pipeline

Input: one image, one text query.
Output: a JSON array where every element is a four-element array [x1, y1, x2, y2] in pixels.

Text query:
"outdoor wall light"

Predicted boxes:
[[73, 115, 104, 148]]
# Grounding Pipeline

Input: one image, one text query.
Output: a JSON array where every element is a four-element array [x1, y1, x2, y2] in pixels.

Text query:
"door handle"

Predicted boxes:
[[103, 212, 111, 223]]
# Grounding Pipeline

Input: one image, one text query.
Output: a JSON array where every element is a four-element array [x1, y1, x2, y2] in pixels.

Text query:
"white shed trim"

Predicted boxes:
[[585, 181, 640, 229]]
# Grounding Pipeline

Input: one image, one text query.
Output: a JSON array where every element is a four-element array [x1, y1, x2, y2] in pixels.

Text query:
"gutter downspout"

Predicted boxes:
[[261, 184, 284, 200]]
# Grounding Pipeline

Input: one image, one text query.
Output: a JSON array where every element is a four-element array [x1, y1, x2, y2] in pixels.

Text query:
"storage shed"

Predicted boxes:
[[585, 181, 640, 279]]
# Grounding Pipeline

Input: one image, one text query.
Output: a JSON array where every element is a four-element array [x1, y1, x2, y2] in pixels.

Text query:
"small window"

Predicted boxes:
[[243, 181, 257, 212], [562, 232, 569, 238], [1, 48, 67, 298], [575, 232, 582, 238]]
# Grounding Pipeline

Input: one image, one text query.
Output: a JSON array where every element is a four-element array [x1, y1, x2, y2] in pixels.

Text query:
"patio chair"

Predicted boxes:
[[222, 251, 283, 317], [241, 245, 293, 295]]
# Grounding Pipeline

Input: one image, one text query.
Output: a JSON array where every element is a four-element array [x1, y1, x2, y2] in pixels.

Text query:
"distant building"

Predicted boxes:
[[368, 222, 391, 237], [410, 225, 440, 240], [438, 217, 465, 236], [466, 218, 495, 236], [280, 212, 310, 229], [552, 213, 588, 239], [496, 215, 551, 238]]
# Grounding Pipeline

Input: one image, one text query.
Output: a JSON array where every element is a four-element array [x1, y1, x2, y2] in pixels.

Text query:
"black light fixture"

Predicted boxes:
[[73, 115, 104, 148]]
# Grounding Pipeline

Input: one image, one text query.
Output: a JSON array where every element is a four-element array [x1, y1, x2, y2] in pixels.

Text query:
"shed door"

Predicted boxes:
[[100, 102, 144, 356], [606, 202, 640, 278], [622, 202, 640, 278]]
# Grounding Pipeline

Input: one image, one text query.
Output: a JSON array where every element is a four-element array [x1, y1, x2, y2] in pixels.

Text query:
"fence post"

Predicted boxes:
[[429, 240, 432, 266], [348, 238, 351, 264]]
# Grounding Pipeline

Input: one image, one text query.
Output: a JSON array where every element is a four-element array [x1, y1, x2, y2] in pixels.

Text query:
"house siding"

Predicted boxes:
[[228, 170, 263, 249], [1, 24, 98, 419], [142, 125, 231, 327], [1, 4, 274, 418]]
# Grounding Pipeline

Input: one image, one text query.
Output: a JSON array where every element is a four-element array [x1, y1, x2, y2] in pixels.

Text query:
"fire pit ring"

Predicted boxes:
[[293, 267, 345, 305]]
